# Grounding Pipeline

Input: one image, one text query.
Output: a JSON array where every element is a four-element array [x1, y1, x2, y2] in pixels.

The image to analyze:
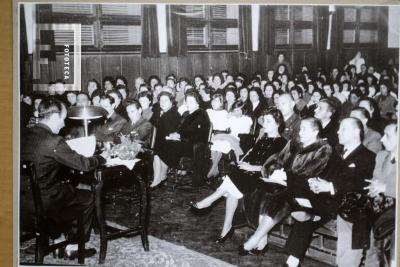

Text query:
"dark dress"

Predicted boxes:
[[229, 136, 287, 193], [150, 106, 181, 154], [156, 108, 210, 167], [247, 101, 268, 137], [229, 137, 287, 229]]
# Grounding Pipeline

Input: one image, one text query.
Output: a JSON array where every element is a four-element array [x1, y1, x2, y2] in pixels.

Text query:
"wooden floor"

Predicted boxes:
[[106, 174, 331, 267]]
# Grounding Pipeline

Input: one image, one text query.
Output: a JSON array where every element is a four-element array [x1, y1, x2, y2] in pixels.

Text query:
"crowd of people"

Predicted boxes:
[[20, 52, 398, 266]]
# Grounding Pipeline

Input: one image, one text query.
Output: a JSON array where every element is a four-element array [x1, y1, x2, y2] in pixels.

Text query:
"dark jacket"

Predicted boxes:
[[179, 108, 211, 145], [282, 113, 300, 141], [20, 123, 106, 213], [331, 144, 376, 249], [120, 117, 153, 147], [320, 119, 339, 148], [94, 111, 127, 142], [150, 106, 181, 151]]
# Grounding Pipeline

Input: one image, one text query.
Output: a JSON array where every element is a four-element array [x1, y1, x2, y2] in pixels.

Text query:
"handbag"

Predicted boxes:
[[371, 194, 395, 240], [338, 192, 372, 223]]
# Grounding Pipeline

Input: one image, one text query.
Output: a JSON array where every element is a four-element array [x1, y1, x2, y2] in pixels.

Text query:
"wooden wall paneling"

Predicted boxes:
[[121, 54, 141, 87], [225, 52, 239, 75], [159, 54, 171, 83], [141, 57, 162, 81], [189, 53, 205, 78], [82, 54, 102, 91], [100, 54, 123, 80], [208, 53, 224, 75], [238, 52, 252, 77], [176, 55, 191, 78], [166, 56, 179, 80]]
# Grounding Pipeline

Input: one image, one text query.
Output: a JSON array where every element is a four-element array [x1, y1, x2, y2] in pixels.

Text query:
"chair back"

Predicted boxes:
[[150, 127, 157, 150], [207, 123, 214, 144], [21, 161, 44, 230]]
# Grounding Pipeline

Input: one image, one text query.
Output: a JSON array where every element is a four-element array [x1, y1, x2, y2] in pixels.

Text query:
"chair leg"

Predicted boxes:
[[37, 234, 48, 264], [95, 182, 107, 264], [77, 217, 85, 264]]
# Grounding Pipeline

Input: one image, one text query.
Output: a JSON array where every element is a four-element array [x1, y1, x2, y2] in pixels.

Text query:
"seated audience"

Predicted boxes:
[[364, 122, 397, 267], [94, 95, 126, 143], [207, 101, 253, 178], [150, 92, 181, 188], [314, 98, 339, 147], [374, 81, 397, 120], [350, 107, 382, 154], [238, 117, 332, 258], [119, 100, 152, 147], [102, 76, 115, 94], [190, 108, 287, 243], [152, 91, 210, 188], [224, 87, 237, 112], [137, 91, 154, 121]]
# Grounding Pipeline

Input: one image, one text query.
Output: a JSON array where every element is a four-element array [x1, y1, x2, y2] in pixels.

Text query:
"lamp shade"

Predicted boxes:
[[67, 106, 107, 120]]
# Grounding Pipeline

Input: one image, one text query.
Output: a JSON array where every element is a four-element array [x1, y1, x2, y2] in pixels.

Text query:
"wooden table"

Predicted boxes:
[[89, 159, 150, 264]]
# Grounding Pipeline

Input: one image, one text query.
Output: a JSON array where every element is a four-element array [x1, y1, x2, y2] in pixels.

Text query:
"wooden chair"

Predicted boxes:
[[20, 161, 86, 264], [171, 124, 214, 190]]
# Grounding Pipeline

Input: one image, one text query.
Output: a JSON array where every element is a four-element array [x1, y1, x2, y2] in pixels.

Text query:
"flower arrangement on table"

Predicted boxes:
[[108, 133, 143, 160]]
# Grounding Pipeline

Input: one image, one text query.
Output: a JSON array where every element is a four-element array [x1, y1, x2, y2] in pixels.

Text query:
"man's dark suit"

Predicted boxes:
[[94, 111, 126, 142], [284, 144, 375, 261], [20, 123, 106, 241]]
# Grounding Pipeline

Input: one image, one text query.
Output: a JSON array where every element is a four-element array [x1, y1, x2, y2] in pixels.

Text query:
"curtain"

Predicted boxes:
[[239, 5, 252, 54], [166, 5, 187, 57], [142, 5, 160, 58], [258, 5, 273, 55]]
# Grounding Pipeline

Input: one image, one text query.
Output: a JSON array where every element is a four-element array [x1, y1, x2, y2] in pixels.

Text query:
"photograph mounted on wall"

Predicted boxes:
[[16, 2, 399, 267]]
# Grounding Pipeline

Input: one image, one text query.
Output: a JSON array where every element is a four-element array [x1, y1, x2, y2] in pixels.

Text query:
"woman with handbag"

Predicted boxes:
[[364, 122, 397, 267]]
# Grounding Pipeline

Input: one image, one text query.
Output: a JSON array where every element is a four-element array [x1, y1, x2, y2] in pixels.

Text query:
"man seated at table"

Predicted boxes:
[[94, 95, 126, 143], [21, 97, 109, 259], [119, 100, 153, 147]]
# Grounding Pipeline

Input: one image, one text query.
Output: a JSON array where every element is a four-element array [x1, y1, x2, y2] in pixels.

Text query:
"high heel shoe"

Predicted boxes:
[[150, 179, 167, 191], [250, 243, 269, 256], [215, 227, 235, 244], [189, 201, 213, 216], [238, 244, 253, 256]]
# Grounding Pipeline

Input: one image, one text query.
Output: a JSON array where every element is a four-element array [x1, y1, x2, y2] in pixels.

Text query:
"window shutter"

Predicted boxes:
[[294, 29, 313, 44], [187, 27, 206, 45], [101, 4, 141, 16], [344, 8, 357, 22], [102, 25, 142, 45], [360, 8, 378, 23], [54, 25, 94, 46], [51, 4, 94, 14], [343, 29, 356, 43], [359, 29, 378, 43], [294, 6, 313, 21], [275, 28, 290, 45], [185, 5, 206, 18], [226, 28, 239, 45], [274, 6, 290, 21], [211, 5, 227, 18]]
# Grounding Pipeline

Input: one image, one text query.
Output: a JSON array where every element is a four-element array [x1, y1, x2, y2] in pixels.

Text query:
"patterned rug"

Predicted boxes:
[[20, 229, 237, 267]]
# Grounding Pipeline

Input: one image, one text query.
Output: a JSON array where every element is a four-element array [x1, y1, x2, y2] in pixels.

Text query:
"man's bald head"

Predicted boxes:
[[277, 93, 295, 119], [338, 117, 364, 147]]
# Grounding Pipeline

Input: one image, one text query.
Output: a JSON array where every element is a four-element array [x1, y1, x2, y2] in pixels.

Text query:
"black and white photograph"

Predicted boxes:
[[16, 2, 400, 267]]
